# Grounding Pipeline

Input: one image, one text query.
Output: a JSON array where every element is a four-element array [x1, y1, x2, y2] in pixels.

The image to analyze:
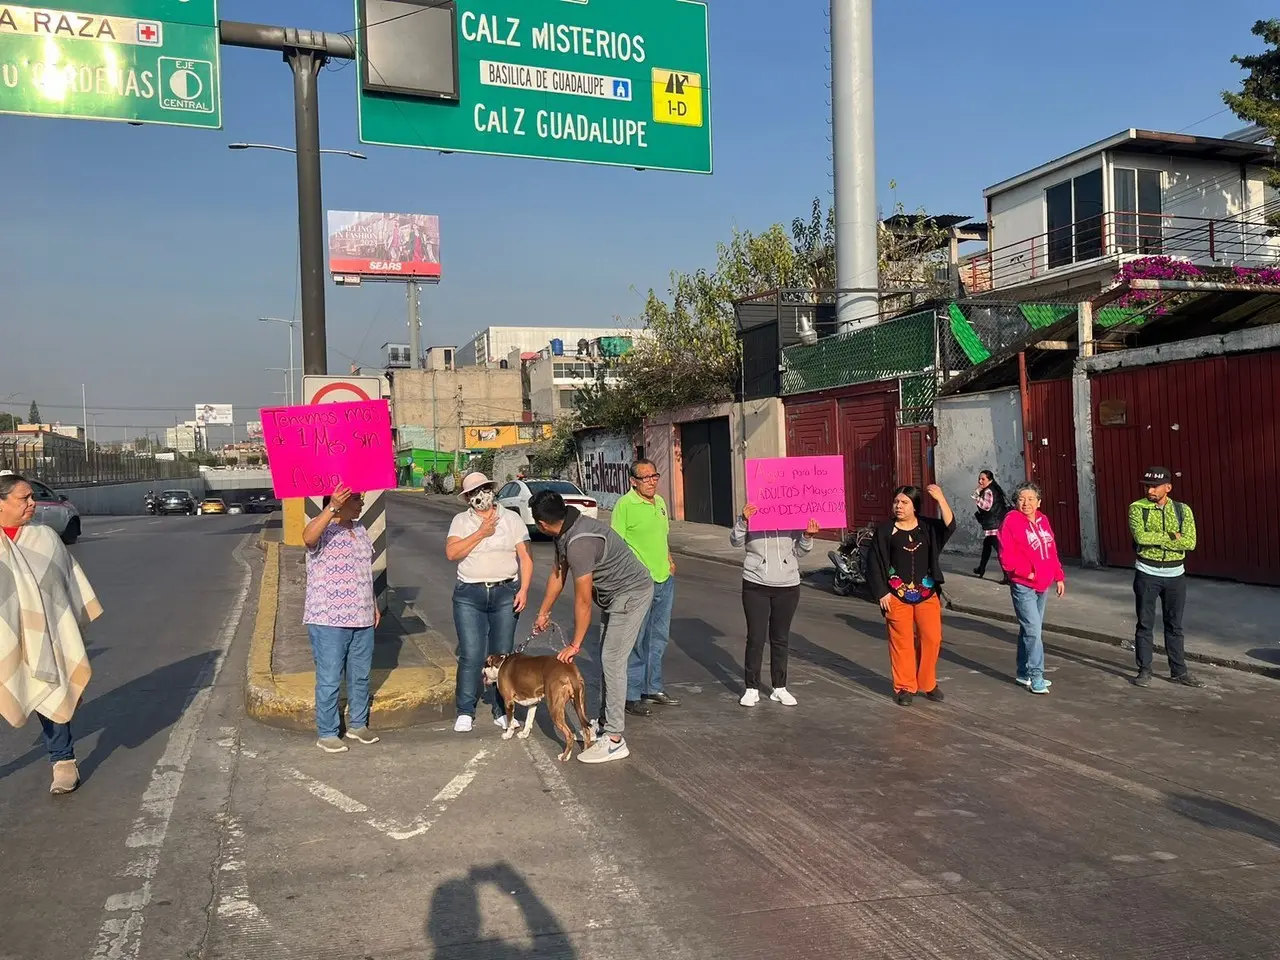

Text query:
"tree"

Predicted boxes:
[[27, 401, 41, 425], [1224, 19, 1280, 218], [0, 413, 20, 432]]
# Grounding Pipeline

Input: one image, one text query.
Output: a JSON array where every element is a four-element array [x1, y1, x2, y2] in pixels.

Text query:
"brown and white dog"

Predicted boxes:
[[482, 653, 594, 761]]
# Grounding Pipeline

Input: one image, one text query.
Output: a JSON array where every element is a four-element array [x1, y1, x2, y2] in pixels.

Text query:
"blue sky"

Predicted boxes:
[[0, 0, 1269, 439]]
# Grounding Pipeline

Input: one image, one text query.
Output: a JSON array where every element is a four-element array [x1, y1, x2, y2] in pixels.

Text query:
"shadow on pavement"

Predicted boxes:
[[1246, 646, 1280, 665], [670, 617, 741, 695], [0, 651, 217, 784], [793, 623, 894, 699], [1167, 793, 1280, 848], [426, 861, 576, 959]]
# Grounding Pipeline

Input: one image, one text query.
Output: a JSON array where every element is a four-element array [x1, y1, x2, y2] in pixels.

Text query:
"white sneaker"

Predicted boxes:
[[454, 715, 473, 733], [770, 687, 798, 706], [494, 715, 520, 731], [740, 688, 760, 707]]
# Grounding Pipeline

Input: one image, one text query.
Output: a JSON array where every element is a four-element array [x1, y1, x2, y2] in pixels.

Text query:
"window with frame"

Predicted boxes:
[[1045, 168, 1104, 269], [1113, 168, 1163, 255]]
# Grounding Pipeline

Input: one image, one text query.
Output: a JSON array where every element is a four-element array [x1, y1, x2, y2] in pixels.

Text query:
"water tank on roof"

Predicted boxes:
[[550, 338, 564, 356]]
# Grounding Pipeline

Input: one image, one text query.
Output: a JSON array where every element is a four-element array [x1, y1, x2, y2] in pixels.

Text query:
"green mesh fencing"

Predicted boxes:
[[781, 309, 937, 395], [900, 374, 937, 425]]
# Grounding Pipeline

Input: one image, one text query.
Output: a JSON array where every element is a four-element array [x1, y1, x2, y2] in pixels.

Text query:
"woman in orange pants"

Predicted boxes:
[[866, 484, 956, 705]]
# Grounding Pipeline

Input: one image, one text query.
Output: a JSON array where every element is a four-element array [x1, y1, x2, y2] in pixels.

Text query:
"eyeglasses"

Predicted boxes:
[[634, 473, 661, 482]]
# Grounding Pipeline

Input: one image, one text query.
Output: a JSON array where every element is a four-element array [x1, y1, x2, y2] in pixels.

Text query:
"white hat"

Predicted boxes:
[[459, 472, 495, 498]]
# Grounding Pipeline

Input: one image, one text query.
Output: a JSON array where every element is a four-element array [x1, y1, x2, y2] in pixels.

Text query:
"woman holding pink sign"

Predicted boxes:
[[730, 504, 819, 708]]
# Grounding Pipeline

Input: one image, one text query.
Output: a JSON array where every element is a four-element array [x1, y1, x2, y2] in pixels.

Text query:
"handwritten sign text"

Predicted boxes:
[[745, 455, 846, 532], [261, 399, 396, 498]]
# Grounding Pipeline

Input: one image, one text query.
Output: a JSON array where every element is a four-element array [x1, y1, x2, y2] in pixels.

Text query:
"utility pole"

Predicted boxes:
[[407, 279, 421, 369], [219, 22, 358, 376], [831, 0, 880, 331]]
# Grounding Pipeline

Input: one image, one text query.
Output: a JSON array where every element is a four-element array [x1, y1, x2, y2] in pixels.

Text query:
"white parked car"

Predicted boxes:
[[496, 479, 598, 536], [0, 471, 81, 543]]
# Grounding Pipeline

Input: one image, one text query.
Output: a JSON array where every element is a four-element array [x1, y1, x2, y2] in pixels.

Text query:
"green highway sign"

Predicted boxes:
[[0, 0, 221, 128], [356, 0, 712, 174]]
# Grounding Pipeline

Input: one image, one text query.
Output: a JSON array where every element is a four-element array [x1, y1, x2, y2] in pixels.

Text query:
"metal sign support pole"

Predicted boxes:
[[219, 21, 358, 377]]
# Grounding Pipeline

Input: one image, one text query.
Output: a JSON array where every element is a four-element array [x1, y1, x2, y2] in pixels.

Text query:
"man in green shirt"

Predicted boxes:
[[1128, 466, 1203, 688], [612, 459, 680, 715]]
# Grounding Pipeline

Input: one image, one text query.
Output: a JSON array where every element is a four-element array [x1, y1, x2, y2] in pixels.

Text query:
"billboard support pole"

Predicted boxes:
[[407, 280, 421, 370], [290, 46, 328, 376]]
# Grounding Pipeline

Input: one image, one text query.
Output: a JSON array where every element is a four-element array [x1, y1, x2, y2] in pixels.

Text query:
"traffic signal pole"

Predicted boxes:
[[218, 22, 357, 377]]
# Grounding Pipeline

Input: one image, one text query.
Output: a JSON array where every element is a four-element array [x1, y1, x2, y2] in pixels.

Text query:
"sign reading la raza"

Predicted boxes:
[[0, 0, 221, 127], [745, 456, 846, 532], [260, 399, 396, 500], [356, 0, 711, 173]]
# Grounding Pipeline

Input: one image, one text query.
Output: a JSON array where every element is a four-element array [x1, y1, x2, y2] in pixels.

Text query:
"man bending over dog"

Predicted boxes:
[[530, 490, 654, 764]]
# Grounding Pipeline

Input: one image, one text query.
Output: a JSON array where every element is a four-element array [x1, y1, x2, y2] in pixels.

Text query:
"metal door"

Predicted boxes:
[[839, 391, 896, 530], [1026, 379, 1081, 559]]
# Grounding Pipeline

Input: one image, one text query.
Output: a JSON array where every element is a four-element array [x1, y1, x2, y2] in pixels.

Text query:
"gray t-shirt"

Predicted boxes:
[[556, 513, 651, 608]]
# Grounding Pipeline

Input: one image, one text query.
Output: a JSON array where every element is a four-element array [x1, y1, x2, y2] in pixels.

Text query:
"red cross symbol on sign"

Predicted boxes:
[[137, 22, 160, 44]]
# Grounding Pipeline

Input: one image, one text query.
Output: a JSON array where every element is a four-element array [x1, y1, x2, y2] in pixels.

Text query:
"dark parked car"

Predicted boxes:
[[244, 495, 281, 514], [157, 489, 197, 516]]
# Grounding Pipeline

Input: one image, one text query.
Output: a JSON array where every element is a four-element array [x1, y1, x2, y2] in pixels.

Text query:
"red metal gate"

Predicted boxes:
[[784, 382, 899, 533], [1025, 379, 1081, 559], [1091, 350, 1280, 585]]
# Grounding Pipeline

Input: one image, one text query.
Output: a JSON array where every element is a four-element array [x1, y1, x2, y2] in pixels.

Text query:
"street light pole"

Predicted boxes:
[[260, 318, 299, 405]]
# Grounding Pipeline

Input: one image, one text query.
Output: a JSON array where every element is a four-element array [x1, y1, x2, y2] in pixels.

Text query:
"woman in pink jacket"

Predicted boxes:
[[998, 482, 1066, 695]]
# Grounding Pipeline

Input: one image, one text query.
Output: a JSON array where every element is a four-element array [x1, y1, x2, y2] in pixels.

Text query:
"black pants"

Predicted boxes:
[[976, 535, 1001, 575], [1133, 571, 1188, 676], [742, 580, 800, 689]]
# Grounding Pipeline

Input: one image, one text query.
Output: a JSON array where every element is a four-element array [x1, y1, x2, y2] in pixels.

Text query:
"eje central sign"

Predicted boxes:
[[0, 0, 221, 128], [356, 0, 712, 174]]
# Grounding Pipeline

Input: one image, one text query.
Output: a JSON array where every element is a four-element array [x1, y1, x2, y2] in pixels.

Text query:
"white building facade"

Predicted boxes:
[[456, 325, 639, 368]]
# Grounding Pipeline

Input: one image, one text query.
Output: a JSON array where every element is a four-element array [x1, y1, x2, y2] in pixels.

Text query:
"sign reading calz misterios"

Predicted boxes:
[[0, 0, 221, 128], [356, 0, 711, 174]]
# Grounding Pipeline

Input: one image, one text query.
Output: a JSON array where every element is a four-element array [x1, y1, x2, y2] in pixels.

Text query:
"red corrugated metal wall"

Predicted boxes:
[[1092, 350, 1280, 585], [784, 382, 899, 532], [1025, 379, 1082, 559]]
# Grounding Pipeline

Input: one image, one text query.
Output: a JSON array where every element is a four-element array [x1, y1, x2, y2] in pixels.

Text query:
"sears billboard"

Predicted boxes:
[[327, 210, 441, 280]]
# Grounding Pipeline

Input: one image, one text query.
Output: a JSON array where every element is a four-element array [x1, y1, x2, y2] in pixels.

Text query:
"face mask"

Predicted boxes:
[[469, 489, 495, 512]]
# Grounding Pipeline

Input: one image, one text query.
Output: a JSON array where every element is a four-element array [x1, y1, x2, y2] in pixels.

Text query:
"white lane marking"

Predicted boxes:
[[213, 733, 487, 842], [366, 749, 489, 840], [288, 768, 370, 814], [104, 527, 125, 535], [88, 540, 254, 960], [523, 740, 642, 912]]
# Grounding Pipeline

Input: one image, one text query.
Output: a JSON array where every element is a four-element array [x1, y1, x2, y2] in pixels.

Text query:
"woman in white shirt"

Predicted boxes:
[[445, 473, 533, 733]]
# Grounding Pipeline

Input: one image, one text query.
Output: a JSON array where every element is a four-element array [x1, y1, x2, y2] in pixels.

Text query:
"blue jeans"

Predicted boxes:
[[39, 715, 74, 762], [453, 580, 518, 718], [627, 576, 674, 700], [1010, 583, 1049, 681], [307, 624, 375, 738]]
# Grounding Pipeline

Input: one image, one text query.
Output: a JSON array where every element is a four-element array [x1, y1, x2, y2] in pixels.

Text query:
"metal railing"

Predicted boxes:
[[0, 437, 200, 487], [962, 209, 1280, 292]]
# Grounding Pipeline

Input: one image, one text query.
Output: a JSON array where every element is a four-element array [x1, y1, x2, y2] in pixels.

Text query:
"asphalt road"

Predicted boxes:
[[5, 503, 1280, 959]]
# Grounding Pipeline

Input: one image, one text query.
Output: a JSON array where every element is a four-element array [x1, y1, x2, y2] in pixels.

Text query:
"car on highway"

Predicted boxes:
[[157, 489, 198, 516], [496, 478, 598, 536], [226, 502, 245, 515], [0, 471, 81, 543], [199, 498, 228, 516], [244, 494, 280, 514]]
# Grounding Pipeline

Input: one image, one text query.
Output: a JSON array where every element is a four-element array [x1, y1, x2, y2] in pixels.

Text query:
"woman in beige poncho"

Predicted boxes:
[[0, 472, 101, 794]]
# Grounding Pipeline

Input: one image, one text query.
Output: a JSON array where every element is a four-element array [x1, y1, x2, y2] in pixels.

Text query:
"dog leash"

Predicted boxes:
[[514, 620, 566, 655]]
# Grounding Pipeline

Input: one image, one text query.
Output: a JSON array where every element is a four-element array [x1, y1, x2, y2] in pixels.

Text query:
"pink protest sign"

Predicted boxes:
[[260, 400, 396, 498], [745, 456, 846, 532]]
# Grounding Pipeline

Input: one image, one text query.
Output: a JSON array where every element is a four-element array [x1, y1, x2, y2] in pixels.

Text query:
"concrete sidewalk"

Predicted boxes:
[[245, 537, 456, 731], [407, 491, 1280, 676]]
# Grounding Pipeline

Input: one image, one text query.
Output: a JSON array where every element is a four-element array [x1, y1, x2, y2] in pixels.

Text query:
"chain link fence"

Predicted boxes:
[[0, 437, 200, 487], [781, 308, 937, 396]]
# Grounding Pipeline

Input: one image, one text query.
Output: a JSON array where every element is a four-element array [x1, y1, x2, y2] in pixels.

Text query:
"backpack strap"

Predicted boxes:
[[1173, 500, 1184, 531]]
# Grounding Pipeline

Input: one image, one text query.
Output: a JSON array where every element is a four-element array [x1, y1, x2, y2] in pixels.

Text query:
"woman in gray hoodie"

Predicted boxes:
[[730, 503, 819, 707]]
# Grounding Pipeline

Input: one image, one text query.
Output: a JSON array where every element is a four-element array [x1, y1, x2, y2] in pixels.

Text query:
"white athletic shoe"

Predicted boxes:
[[739, 688, 760, 707], [770, 687, 798, 706], [454, 715, 473, 733]]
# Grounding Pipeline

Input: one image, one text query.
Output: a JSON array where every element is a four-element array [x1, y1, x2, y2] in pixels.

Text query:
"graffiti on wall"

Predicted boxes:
[[576, 429, 634, 509]]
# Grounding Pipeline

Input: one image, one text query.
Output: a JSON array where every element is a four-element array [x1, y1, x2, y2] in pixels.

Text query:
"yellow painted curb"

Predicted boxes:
[[245, 534, 456, 732]]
